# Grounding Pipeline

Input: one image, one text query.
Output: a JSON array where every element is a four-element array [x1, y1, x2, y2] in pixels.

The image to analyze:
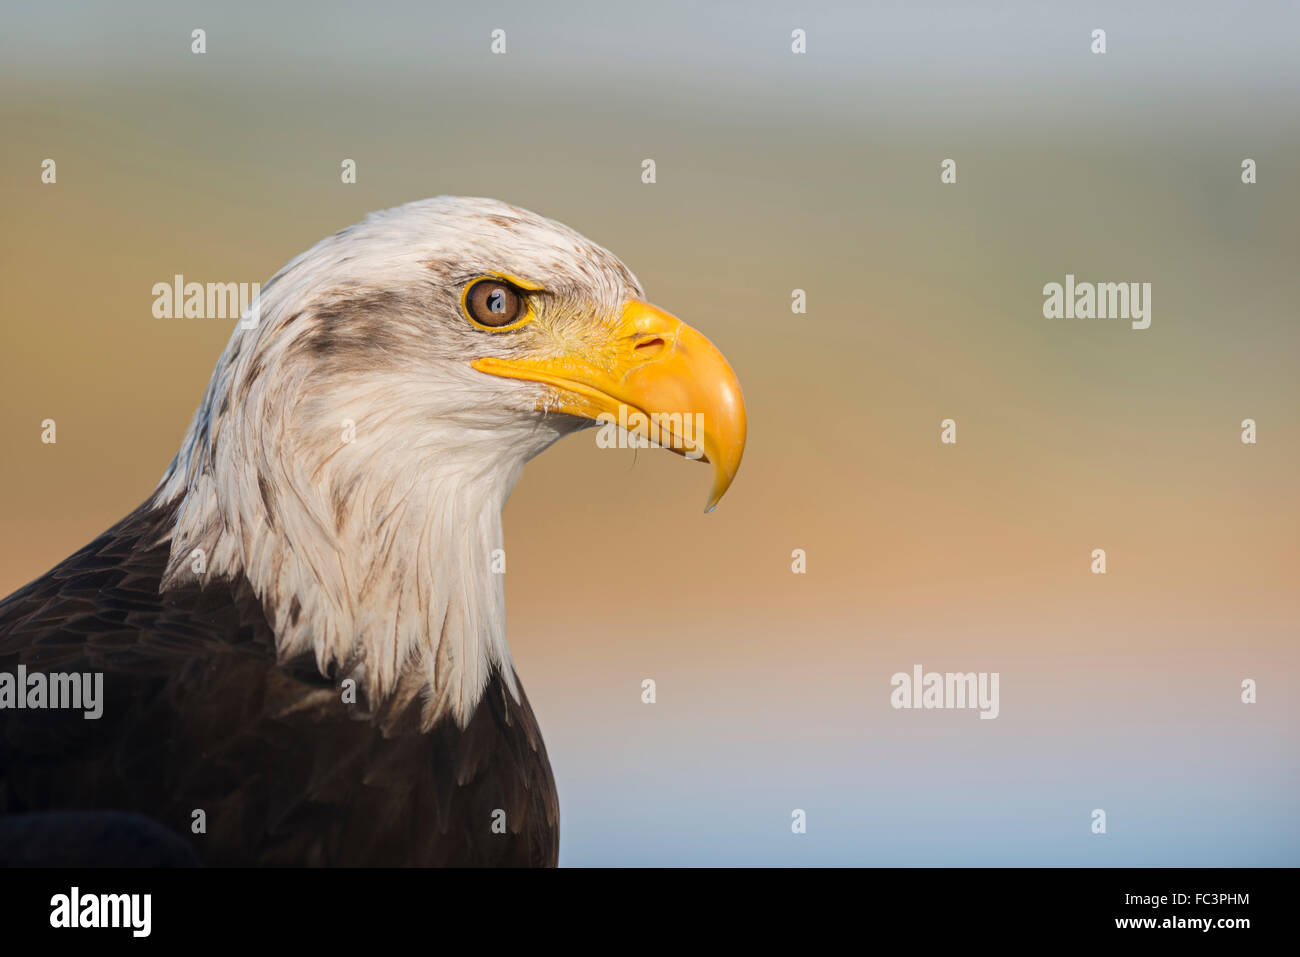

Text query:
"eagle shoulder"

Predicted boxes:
[[0, 502, 558, 866]]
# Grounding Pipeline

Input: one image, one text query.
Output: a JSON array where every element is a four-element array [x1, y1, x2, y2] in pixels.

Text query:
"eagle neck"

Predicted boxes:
[[154, 409, 545, 730]]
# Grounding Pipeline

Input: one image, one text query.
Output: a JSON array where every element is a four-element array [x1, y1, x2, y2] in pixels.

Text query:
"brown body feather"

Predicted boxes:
[[0, 500, 559, 866]]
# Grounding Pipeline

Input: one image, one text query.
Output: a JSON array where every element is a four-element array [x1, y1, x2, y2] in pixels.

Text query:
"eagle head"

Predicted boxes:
[[154, 196, 746, 727]]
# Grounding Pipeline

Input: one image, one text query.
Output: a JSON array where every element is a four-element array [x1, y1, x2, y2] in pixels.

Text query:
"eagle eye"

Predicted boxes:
[[463, 278, 528, 329]]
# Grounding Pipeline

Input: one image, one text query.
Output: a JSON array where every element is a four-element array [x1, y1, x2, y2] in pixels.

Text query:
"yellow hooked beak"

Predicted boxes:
[[473, 300, 746, 511]]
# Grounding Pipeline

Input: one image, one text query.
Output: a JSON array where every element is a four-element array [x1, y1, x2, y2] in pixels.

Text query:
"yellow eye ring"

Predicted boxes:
[[460, 273, 540, 332]]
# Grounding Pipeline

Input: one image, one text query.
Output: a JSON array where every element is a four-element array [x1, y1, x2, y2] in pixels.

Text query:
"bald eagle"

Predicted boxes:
[[0, 198, 745, 867]]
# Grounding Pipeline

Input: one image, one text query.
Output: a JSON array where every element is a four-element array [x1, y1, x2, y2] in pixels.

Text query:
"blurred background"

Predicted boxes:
[[1, 1, 1296, 865]]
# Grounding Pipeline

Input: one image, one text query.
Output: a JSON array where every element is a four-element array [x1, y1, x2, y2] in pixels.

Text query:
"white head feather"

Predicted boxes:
[[153, 197, 643, 728]]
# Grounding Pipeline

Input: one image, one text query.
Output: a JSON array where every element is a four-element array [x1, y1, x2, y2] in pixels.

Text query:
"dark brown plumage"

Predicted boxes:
[[0, 498, 559, 866]]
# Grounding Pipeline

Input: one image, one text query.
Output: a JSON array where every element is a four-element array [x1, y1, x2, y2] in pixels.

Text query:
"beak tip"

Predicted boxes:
[[703, 469, 737, 514]]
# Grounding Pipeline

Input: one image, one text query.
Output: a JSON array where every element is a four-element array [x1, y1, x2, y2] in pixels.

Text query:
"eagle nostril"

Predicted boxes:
[[633, 336, 667, 360]]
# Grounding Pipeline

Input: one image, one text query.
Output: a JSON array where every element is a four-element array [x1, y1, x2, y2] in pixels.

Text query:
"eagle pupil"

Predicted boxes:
[[488, 290, 505, 313]]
